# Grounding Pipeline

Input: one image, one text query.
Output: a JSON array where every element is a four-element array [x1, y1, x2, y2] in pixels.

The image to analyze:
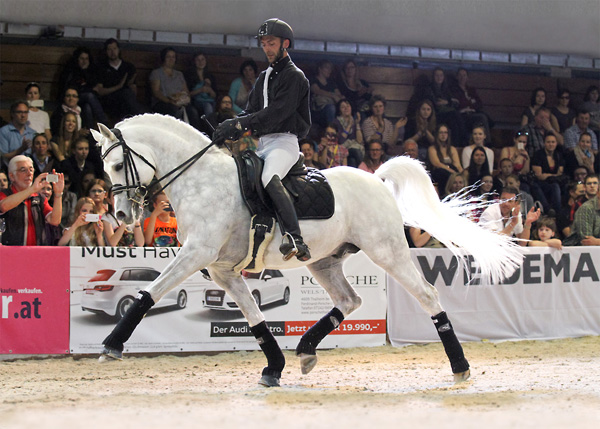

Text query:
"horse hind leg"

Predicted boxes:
[[297, 256, 362, 375]]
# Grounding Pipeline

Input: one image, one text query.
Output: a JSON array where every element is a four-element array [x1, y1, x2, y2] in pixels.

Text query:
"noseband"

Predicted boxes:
[[101, 128, 216, 208]]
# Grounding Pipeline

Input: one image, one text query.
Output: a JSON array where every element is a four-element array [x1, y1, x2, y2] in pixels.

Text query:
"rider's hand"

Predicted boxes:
[[214, 118, 244, 142]]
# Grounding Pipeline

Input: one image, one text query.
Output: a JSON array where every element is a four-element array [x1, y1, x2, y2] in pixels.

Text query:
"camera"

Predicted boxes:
[[46, 173, 59, 183], [85, 214, 100, 222], [28, 99, 44, 108]]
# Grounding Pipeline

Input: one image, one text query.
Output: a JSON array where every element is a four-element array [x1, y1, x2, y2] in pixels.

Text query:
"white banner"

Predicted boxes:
[[69, 248, 386, 354], [388, 247, 600, 345]]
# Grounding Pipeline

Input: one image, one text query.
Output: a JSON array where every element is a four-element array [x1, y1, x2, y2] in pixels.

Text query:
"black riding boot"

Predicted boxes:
[[265, 175, 311, 262]]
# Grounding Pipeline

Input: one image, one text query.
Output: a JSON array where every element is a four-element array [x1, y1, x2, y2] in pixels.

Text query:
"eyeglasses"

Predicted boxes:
[[325, 132, 337, 139], [17, 167, 34, 173], [90, 189, 106, 194], [14, 110, 29, 114]]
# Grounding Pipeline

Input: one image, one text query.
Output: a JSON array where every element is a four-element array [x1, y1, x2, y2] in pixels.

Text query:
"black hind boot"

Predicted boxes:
[[265, 175, 311, 262]]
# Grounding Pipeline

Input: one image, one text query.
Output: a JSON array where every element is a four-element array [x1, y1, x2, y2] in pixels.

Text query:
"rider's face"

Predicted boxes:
[[261, 35, 285, 64]]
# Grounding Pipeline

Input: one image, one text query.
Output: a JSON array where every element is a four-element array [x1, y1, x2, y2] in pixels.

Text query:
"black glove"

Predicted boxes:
[[214, 118, 244, 142]]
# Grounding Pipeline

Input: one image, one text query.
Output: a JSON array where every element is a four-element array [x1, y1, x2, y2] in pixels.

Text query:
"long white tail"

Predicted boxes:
[[375, 156, 523, 284]]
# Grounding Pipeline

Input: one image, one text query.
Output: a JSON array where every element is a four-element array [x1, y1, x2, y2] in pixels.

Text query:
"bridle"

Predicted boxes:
[[101, 128, 217, 208]]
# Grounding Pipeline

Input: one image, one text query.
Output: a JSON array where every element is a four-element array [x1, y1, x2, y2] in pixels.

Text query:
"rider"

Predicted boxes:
[[213, 18, 311, 262]]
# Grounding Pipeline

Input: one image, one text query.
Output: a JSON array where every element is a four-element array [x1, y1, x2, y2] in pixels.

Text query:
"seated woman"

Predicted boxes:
[[461, 125, 494, 173], [300, 139, 325, 169], [530, 133, 565, 214], [521, 87, 547, 127], [30, 133, 58, 176], [361, 95, 406, 155], [550, 89, 576, 134], [38, 179, 63, 245], [150, 47, 201, 130], [358, 138, 387, 173], [332, 99, 364, 167], [184, 52, 217, 116], [500, 129, 531, 177], [229, 59, 258, 114], [25, 82, 51, 140], [565, 132, 595, 177], [405, 99, 437, 160], [50, 112, 80, 162], [310, 60, 343, 127], [337, 59, 372, 113], [317, 123, 348, 168], [427, 124, 463, 192], [465, 146, 492, 187], [59, 47, 109, 130], [427, 68, 464, 146], [50, 87, 84, 137], [58, 197, 105, 246]]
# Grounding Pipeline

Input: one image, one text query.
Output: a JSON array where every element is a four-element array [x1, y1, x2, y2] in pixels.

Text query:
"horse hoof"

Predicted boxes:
[[258, 374, 280, 387], [298, 353, 318, 375], [453, 369, 471, 383], [98, 346, 123, 363]]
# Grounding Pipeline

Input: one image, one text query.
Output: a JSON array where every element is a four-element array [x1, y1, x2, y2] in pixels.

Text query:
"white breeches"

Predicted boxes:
[[256, 133, 300, 187]]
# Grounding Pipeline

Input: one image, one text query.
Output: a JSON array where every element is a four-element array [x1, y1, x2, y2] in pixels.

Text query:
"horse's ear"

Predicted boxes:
[[90, 129, 103, 145], [97, 123, 118, 142]]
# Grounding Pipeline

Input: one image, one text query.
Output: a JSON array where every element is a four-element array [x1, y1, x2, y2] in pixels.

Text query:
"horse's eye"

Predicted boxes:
[[115, 162, 124, 172]]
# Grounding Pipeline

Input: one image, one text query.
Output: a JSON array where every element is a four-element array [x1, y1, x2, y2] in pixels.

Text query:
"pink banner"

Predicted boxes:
[[0, 246, 70, 354]]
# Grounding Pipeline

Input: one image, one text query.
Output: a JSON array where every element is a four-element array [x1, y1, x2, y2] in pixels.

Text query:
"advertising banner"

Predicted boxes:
[[69, 247, 387, 354], [0, 246, 70, 354], [388, 247, 600, 345]]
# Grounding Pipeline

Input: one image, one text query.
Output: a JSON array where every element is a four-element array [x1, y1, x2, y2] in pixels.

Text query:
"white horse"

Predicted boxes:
[[91, 114, 522, 386]]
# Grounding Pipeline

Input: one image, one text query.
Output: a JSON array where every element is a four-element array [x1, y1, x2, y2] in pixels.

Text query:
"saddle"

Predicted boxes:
[[233, 150, 335, 272]]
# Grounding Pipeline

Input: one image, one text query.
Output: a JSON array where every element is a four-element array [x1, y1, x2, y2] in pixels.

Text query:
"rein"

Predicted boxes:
[[101, 128, 216, 206]]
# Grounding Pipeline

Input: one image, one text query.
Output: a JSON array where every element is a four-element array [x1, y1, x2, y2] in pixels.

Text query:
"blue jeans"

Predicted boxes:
[[79, 92, 109, 128], [530, 179, 562, 214]]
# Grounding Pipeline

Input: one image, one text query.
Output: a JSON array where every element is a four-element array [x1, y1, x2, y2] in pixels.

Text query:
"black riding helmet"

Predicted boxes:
[[256, 18, 294, 49]]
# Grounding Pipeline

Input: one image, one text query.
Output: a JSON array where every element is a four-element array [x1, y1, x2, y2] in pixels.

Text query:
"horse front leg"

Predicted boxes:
[[296, 256, 363, 375], [209, 267, 284, 387], [99, 245, 211, 361]]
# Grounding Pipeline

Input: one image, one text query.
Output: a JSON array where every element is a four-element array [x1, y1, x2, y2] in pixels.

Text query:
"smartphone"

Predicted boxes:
[[46, 173, 59, 183], [165, 203, 174, 212], [517, 143, 525, 150], [28, 99, 44, 108], [85, 214, 100, 222]]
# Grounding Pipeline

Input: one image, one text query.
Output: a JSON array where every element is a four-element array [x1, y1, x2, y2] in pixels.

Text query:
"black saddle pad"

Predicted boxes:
[[234, 150, 335, 220]]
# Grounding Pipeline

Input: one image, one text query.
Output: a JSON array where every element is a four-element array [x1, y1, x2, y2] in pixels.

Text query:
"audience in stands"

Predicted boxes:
[[557, 180, 586, 238], [563, 177, 600, 246], [60, 137, 102, 197], [521, 87, 547, 127], [59, 172, 78, 228], [582, 85, 600, 140], [50, 86, 83, 136], [30, 133, 58, 176], [550, 89, 576, 134], [499, 129, 531, 178], [465, 146, 491, 187], [461, 125, 494, 173], [57, 196, 104, 246], [332, 99, 364, 167], [425, 68, 463, 146], [0, 101, 36, 169], [150, 47, 201, 131], [530, 132, 565, 214], [50, 111, 79, 162], [443, 172, 466, 199], [143, 191, 179, 247], [0, 171, 8, 189], [337, 59, 373, 114], [358, 138, 386, 173], [25, 82, 52, 140], [565, 132, 596, 177], [451, 67, 492, 144], [523, 107, 557, 156], [300, 139, 324, 169], [59, 47, 109, 130], [505, 173, 534, 218], [229, 60, 258, 114], [361, 95, 406, 155], [427, 124, 463, 192], [527, 216, 562, 249], [317, 123, 348, 168], [37, 179, 62, 245], [185, 52, 217, 116], [563, 109, 598, 152], [404, 99, 436, 160], [310, 60, 343, 127], [401, 139, 419, 160]]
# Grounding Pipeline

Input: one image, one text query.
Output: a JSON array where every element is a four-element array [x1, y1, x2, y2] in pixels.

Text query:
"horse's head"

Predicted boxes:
[[91, 123, 156, 224]]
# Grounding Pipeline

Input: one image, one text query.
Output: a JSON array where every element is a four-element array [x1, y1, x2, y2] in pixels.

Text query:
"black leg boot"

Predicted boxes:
[[264, 175, 311, 262]]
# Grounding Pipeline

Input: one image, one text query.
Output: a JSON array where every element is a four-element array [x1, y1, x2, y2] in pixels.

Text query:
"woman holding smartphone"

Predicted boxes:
[[58, 197, 104, 246], [500, 129, 530, 176]]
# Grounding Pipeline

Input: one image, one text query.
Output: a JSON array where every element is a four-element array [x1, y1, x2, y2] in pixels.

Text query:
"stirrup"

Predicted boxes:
[[279, 233, 311, 262]]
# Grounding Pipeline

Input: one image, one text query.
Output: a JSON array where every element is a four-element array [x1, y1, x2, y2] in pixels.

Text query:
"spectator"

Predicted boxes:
[[428, 124, 463, 192], [499, 129, 531, 177], [564, 109, 598, 152], [581, 85, 600, 139], [95, 38, 145, 122], [550, 89, 576, 134], [358, 139, 387, 173], [524, 107, 562, 156], [59, 172, 78, 229], [478, 186, 541, 244], [58, 196, 104, 246], [150, 47, 201, 130], [495, 158, 516, 189], [521, 87, 547, 126], [310, 60, 343, 127], [300, 139, 324, 169], [185, 52, 217, 116], [332, 99, 364, 167], [0, 155, 64, 245], [317, 123, 348, 168], [582, 174, 599, 202], [337, 59, 373, 114], [470, 174, 499, 223], [361, 95, 406, 155], [29, 133, 58, 176], [528, 216, 562, 249], [205, 94, 236, 132], [229, 60, 258, 114], [461, 125, 494, 173], [408, 226, 444, 248], [60, 137, 101, 197], [444, 172, 466, 199], [401, 139, 419, 160], [426, 68, 464, 146], [25, 82, 51, 140], [573, 165, 589, 184], [50, 112, 80, 163], [98, 183, 144, 248], [0, 101, 36, 170], [143, 191, 179, 247], [404, 99, 437, 160], [58, 47, 109, 130], [0, 171, 8, 189], [50, 87, 83, 137], [451, 68, 492, 140], [530, 133, 565, 214], [505, 173, 535, 219], [557, 180, 586, 238], [563, 182, 600, 246], [465, 146, 491, 187], [565, 132, 595, 177], [37, 180, 62, 245]]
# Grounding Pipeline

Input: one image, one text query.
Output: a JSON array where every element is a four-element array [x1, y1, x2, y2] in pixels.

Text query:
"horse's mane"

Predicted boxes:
[[116, 114, 210, 146]]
